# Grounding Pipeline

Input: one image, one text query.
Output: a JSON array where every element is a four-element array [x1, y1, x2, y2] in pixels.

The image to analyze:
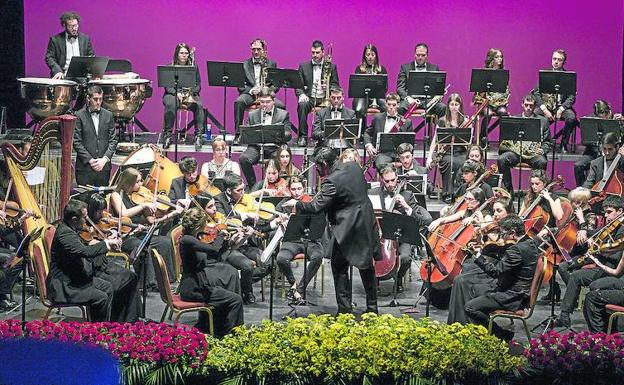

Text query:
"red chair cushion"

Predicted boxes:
[[171, 294, 207, 309], [492, 309, 526, 316], [606, 304, 624, 313], [367, 108, 381, 114], [293, 253, 305, 261]]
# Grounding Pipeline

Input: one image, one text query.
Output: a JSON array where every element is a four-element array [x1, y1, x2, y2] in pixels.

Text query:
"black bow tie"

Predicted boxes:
[[253, 60, 262, 65], [387, 116, 397, 121], [312, 62, 322, 67], [90, 109, 100, 115], [416, 64, 426, 69], [67, 35, 77, 41], [332, 108, 343, 113], [264, 111, 273, 116]]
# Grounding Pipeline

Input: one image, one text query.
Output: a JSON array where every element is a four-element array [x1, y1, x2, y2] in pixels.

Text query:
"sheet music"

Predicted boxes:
[[23, 167, 46, 186], [368, 195, 382, 211]]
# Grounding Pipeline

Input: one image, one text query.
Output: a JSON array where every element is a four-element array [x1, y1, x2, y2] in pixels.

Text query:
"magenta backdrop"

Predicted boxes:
[[24, 0, 623, 139]]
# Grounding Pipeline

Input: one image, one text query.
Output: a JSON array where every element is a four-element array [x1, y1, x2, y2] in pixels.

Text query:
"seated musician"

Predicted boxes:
[[178, 207, 244, 336], [369, 166, 432, 290], [454, 160, 494, 200], [109, 168, 180, 290], [169, 156, 201, 209], [338, 148, 363, 167], [82, 194, 140, 322], [273, 176, 324, 303], [234, 38, 285, 141], [426, 93, 470, 203], [575, 100, 623, 186], [250, 159, 290, 198], [296, 40, 340, 147], [73, 85, 117, 187], [312, 86, 357, 156], [473, 48, 510, 142], [364, 93, 412, 171], [396, 43, 445, 117], [546, 187, 597, 302], [200, 138, 241, 179], [396, 143, 427, 177], [239, 87, 293, 188], [582, 132, 624, 189], [0, 206, 30, 311], [46, 199, 119, 322], [448, 196, 513, 324], [428, 187, 489, 234], [275, 146, 300, 180], [352, 44, 387, 120], [531, 49, 576, 153], [213, 173, 269, 304], [161, 43, 206, 150], [555, 195, 624, 328], [498, 94, 551, 196], [519, 169, 564, 237], [464, 215, 540, 341], [459, 145, 499, 188]]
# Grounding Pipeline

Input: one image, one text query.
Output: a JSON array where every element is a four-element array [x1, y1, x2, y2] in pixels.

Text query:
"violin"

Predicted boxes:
[[266, 178, 291, 197], [188, 175, 221, 197], [234, 194, 280, 221], [131, 186, 178, 215], [96, 211, 140, 236], [570, 212, 624, 269], [0, 200, 40, 220]]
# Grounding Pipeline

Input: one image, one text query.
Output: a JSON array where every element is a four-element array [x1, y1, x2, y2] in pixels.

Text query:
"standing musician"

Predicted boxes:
[[464, 215, 540, 341], [519, 169, 564, 237], [396, 43, 445, 117], [497, 94, 551, 196], [352, 44, 387, 120], [109, 168, 180, 291], [161, 43, 206, 150], [369, 166, 432, 290], [46, 199, 120, 322], [364, 93, 413, 171], [73, 85, 117, 187], [473, 48, 510, 142], [274, 146, 300, 180], [239, 87, 293, 188], [213, 173, 269, 305], [200, 138, 241, 179], [531, 49, 577, 153], [312, 86, 357, 155], [426, 93, 470, 203], [274, 176, 324, 304], [45, 11, 94, 79], [296, 40, 340, 147], [575, 100, 623, 186], [249, 159, 290, 198], [581, 132, 624, 189], [447, 196, 513, 324], [178, 207, 244, 336], [234, 38, 284, 140], [283, 148, 380, 314], [555, 195, 624, 328]]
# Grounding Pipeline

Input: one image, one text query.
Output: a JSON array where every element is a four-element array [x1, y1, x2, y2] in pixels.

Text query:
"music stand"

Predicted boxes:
[[266, 68, 304, 109], [435, 127, 472, 202], [580, 117, 622, 146], [66, 56, 109, 80], [324, 118, 360, 153], [240, 123, 285, 163], [282, 213, 326, 318], [348, 74, 388, 124], [470, 69, 509, 149], [500, 117, 542, 209], [407, 71, 447, 160], [207, 61, 245, 137], [538, 70, 577, 172], [401, 174, 428, 196], [377, 133, 416, 154], [376, 211, 422, 308], [532, 230, 566, 333], [157, 65, 197, 161]]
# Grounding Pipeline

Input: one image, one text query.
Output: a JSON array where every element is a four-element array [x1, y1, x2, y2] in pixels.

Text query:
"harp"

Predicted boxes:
[[2, 114, 75, 225]]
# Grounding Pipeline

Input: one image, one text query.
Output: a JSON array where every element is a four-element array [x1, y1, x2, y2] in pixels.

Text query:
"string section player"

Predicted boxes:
[[311, 86, 356, 156]]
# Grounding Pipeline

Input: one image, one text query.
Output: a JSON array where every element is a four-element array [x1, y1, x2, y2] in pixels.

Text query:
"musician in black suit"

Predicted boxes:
[[168, 156, 200, 208], [239, 87, 292, 187], [45, 12, 95, 79], [352, 44, 388, 120], [73, 85, 117, 187], [531, 49, 577, 153], [162, 43, 206, 150], [497, 94, 551, 196], [396, 43, 445, 117], [295, 40, 340, 147], [234, 39, 285, 138], [582, 132, 624, 189], [312, 86, 356, 156], [286, 148, 380, 314], [368, 166, 432, 289], [364, 93, 413, 170], [465, 215, 539, 341], [46, 199, 119, 321]]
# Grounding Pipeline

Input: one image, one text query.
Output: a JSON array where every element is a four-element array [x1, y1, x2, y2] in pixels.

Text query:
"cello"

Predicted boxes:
[[374, 179, 407, 280], [519, 175, 564, 237], [421, 194, 498, 289], [591, 151, 624, 196]]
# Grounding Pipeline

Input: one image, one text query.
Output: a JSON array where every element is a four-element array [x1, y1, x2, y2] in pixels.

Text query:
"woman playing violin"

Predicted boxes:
[[178, 207, 244, 336], [200, 137, 241, 179], [519, 169, 564, 238], [109, 168, 179, 290], [428, 187, 489, 234], [250, 159, 290, 198], [275, 145, 300, 180]]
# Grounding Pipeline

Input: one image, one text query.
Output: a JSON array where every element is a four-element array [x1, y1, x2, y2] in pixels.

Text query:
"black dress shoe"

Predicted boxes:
[[540, 282, 561, 303], [297, 137, 308, 147], [243, 292, 256, 305], [194, 136, 203, 151]]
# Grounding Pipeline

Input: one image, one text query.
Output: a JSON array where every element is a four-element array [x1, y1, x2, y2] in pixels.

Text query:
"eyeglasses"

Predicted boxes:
[[523, 103, 535, 107]]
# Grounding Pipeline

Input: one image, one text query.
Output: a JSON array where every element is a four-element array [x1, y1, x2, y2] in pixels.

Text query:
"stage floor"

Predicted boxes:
[[0, 258, 586, 344]]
